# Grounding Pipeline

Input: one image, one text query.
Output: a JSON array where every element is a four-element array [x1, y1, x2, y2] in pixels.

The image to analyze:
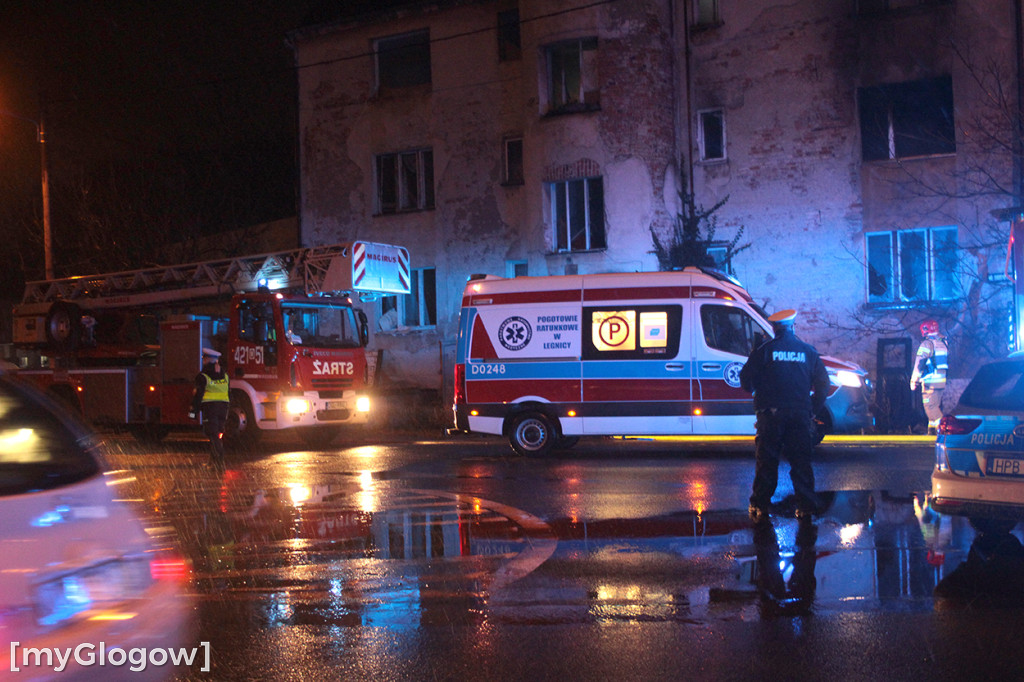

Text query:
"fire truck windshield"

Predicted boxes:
[[281, 303, 362, 349]]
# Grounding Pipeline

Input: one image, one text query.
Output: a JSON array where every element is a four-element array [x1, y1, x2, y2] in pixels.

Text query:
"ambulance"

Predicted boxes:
[[452, 267, 872, 455]]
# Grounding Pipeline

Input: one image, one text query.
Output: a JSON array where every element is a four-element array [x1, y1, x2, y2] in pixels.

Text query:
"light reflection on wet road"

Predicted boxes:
[[101, 434, 1024, 680]]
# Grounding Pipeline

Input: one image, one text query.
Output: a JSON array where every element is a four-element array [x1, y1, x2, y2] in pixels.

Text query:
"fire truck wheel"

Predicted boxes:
[[45, 302, 83, 351], [508, 412, 556, 457], [226, 395, 261, 447]]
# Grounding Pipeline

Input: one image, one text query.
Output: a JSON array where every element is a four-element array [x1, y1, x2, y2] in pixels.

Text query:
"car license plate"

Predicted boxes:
[[986, 457, 1024, 476], [326, 401, 346, 410]]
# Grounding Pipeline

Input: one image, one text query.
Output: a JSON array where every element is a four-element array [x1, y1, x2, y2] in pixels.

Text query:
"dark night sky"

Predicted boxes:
[[0, 1, 322, 289]]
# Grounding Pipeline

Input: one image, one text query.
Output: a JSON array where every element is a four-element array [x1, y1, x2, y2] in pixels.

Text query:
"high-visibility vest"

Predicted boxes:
[[916, 337, 948, 389], [201, 373, 230, 403]]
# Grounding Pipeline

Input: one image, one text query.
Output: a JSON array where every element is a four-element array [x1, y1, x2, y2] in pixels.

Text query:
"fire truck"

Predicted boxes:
[[10, 241, 410, 446]]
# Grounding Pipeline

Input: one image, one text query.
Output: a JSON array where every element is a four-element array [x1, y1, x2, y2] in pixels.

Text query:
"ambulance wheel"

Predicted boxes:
[[45, 302, 82, 352], [556, 436, 580, 451], [509, 412, 556, 457]]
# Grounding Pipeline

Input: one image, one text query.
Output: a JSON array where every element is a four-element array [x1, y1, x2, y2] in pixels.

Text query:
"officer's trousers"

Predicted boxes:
[[750, 408, 819, 514]]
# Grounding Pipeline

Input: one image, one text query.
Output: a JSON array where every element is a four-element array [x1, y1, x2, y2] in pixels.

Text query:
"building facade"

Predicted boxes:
[[290, 0, 1020, 415]]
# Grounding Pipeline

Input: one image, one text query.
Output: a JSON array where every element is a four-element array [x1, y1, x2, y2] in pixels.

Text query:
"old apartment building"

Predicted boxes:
[[289, 0, 1020, 410]]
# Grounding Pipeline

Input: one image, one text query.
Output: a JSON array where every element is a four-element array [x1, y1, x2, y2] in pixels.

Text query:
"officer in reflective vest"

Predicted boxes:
[[740, 309, 830, 523], [910, 320, 948, 434], [190, 348, 229, 466]]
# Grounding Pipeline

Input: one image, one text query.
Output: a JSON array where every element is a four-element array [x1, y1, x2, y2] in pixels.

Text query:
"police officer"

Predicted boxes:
[[909, 319, 948, 435], [740, 309, 829, 522], [190, 348, 229, 467]]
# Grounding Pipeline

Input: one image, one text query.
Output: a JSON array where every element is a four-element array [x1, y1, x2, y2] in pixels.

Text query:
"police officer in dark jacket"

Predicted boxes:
[[740, 309, 829, 522]]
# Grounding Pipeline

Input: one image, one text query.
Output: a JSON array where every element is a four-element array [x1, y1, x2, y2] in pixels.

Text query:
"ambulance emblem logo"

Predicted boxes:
[[498, 316, 532, 351], [724, 362, 744, 388]]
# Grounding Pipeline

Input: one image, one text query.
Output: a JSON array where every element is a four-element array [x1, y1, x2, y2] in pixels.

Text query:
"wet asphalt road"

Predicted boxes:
[[102, 431, 1024, 681]]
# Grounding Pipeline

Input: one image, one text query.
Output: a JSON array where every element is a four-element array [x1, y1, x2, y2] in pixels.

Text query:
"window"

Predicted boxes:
[[378, 267, 436, 330], [695, 0, 720, 25], [858, 76, 955, 161], [707, 244, 735, 273], [506, 260, 528, 277], [698, 109, 725, 161], [582, 305, 682, 360], [498, 9, 521, 62], [503, 137, 524, 185], [375, 149, 434, 214], [867, 227, 958, 304], [550, 176, 606, 252], [375, 30, 431, 90], [699, 305, 764, 356], [546, 38, 599, 114]]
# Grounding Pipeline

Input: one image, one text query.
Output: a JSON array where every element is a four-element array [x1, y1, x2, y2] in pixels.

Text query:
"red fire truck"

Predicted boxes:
[[10, 241, 410, 446]]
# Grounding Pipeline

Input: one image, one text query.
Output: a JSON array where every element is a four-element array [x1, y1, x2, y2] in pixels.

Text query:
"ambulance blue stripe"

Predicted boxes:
[[466, 360, 580, 379]]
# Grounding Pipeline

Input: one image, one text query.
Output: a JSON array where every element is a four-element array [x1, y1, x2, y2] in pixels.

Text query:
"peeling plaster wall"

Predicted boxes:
[[293, 0, 1019, 399]]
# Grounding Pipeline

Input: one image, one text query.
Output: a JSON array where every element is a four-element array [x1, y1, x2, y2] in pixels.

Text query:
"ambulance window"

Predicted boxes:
[[700, 305, 760, 356], [582, 305, 681, 360]]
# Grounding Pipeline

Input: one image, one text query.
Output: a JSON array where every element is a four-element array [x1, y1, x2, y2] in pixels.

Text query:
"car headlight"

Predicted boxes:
[[356, 396, 370, 413], [285, 397, 311, 415], [830, 369, 863, 388]]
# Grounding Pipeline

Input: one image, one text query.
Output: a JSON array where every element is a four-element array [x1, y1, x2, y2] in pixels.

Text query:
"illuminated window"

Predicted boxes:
[[583, 305, 681, 360], [867, 227, 958, 304]]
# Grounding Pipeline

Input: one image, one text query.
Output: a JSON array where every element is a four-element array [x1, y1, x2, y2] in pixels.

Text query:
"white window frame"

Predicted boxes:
[[545, 37, 599, 114], [374, 148, 434, 214], [378, 267, 437, 331], [866, 226, 958, 304], [549, 176, 606, 253], [698, 109, 726, 162]]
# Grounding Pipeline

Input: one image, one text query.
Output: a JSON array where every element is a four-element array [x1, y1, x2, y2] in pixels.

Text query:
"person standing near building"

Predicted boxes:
[[190, 348, 229, 467], [740, 310, 830, 523], [910, 319, 948, 435]]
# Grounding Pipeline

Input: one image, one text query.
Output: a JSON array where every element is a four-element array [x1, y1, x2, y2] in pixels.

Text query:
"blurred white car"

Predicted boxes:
[[0, 371, 194, 680]]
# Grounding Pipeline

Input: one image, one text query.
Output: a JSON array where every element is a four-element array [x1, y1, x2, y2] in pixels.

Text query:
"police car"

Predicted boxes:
[[931, 354, 1024, 519]]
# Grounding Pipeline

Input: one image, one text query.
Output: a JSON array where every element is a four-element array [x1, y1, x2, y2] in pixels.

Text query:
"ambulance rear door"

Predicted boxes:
[[580, 279, 692, 435], [690, 297, 769, 434]]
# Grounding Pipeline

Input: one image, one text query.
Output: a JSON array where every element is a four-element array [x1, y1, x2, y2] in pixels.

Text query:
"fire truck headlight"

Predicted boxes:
[[830, 369, 863, 388], [285, 398, 311, 415], [356, 396, 370, 413]]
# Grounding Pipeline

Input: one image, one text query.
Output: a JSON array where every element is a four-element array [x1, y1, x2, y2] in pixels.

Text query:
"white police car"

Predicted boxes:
[[931, 355, 1024, 518]]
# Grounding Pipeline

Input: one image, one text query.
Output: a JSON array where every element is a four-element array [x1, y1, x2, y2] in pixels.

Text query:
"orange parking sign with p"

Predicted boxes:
[[592, 310, 635, 351]]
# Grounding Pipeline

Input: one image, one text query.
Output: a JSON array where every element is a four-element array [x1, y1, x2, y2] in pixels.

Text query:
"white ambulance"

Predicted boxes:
[[452, 267, 872, 455]]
